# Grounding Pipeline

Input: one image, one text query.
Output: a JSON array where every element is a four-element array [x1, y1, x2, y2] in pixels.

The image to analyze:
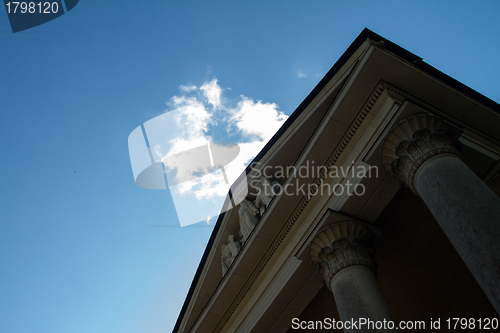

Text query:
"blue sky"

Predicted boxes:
[[1, 1, 499, 333]]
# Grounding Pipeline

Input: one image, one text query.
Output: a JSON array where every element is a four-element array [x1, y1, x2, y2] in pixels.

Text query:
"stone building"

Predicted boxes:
[[173, 29, 500, 332]]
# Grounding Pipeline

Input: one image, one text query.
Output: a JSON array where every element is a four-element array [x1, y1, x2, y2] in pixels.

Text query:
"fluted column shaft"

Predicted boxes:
[[310, 222, 399, 333], [381, 114, 500, 314]]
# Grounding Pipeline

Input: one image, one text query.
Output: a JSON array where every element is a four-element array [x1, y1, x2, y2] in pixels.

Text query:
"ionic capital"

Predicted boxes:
[[309, 222, 376, 289], [380, 114, 461, 193]]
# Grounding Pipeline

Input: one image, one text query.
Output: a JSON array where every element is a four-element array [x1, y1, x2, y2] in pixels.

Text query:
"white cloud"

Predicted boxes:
[[179, 84, 197, 92], [231, 97, 287, 141], [165, 95, 212, 156], [200, 78, 222, 108], [157, 77, 288, 202]]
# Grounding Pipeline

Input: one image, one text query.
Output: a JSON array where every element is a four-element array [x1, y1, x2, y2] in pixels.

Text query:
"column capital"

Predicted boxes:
[[380, 114, 461, 193], [309, 222, 376, 289]]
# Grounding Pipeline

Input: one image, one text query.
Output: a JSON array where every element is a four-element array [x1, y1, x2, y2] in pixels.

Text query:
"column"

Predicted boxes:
[[309, 222, 399, 333], [380, 113, 500, 314]]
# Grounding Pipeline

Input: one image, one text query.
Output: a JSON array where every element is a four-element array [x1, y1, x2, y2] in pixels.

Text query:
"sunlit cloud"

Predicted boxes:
[[231, 97, 287, 141], [200, 78, 223, 108], [158, 78, 288, 201], [165, 95, 212, 156]]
